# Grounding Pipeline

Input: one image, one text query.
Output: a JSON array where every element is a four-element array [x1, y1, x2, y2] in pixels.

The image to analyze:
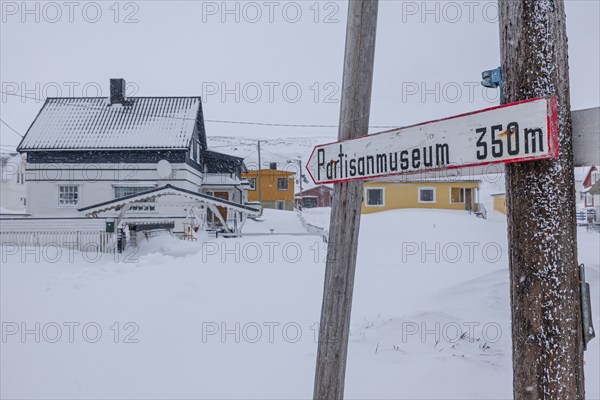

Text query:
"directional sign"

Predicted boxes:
[[306, 96, 558, 184]]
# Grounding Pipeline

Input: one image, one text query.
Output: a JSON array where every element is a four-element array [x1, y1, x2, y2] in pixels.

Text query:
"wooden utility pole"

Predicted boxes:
[[298, 158, 303, 211], [257, 140, 263, 216], [313, 1, 378, 399], [499, 1, 585, 398]]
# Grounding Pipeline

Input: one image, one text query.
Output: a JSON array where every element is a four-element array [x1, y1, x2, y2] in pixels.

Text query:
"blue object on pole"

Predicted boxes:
[[481, 67, 502, 88], [481, 67, 503, 100]]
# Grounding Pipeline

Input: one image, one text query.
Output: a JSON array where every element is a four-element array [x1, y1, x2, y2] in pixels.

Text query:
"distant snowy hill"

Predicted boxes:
[[207, 135, 333, 166], [207, 135, 335, 189]]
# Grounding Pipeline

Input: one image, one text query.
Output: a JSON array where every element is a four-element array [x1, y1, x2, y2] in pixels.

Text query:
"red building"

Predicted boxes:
[[296, 185, 334, 208]]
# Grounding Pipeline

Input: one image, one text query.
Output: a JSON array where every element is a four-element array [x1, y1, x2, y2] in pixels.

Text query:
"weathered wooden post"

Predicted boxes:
[[499, 0, 585, 398], [257, 140, 263, 216], [313, 1, 378, 399]]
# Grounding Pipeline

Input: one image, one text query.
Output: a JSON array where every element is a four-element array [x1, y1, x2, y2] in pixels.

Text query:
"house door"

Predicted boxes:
[[465, 189, 473, 212], [213, 192, 229, 224]]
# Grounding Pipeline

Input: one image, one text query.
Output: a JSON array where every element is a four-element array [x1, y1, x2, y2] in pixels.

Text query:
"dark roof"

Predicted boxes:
[[202, 150, 246, 173], [17, 97, 206, 151]]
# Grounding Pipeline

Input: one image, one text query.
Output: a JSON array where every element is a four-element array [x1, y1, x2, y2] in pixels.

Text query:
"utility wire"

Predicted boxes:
[[0, 119, 23, 137], [260, 148, 297, 161], [242, 150, 258, 160], [0, 91, 402, 130], [207, 143, 257, 149]]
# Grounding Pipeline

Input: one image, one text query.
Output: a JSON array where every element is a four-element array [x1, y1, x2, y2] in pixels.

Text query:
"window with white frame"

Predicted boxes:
[[277, 177, 289, 190], [419, 187, 436, 203], [114, 186, 155, 199], [366, 188, 384, 206], [114, 186, 156, 211], [248, 178, 256, 190], [450, 187, 465, 203], [58, 185, 79, 206]]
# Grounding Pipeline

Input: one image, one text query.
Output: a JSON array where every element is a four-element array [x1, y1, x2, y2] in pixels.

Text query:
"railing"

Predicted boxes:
[[587, 223, 600, 233], [297, 211, 329, 242], [0, 231, 116, 253], [474, 203, 487, 219]]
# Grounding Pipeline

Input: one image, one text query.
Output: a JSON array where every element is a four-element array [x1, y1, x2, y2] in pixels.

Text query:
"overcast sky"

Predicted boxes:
[[1, 0, 599, 151]]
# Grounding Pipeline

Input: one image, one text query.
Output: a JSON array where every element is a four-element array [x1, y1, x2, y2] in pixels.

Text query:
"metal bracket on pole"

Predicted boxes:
[[580, 263, 596, 350], [481, 67, 503, 100]]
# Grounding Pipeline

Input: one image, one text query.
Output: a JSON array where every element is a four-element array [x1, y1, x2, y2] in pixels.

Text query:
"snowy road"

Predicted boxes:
[[1, 209, 598, 399]]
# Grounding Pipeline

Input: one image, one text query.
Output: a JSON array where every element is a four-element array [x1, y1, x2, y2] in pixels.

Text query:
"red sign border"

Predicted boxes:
[[306, 96, 559, 185]]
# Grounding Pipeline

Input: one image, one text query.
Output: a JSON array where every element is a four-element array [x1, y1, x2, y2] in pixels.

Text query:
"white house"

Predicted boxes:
[[15, 78, 258, 236], [0, 152, 26, 213]]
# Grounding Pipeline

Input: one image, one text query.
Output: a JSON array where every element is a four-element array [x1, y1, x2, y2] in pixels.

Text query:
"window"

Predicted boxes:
[[276, 200, 285, 210], [114, 186, 156, 211], [248, 178, 256, 190], [585, 193, 594, 207], [114, 186, 155, 199], [277, 177, 289, 190], [58, 185, 79, 206], [419, 187, 436, 203], [366, 188, 384, 206], [450, 187, 465, 203]]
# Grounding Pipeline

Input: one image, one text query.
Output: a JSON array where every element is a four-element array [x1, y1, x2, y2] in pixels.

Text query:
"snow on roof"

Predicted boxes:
[[78, 184, 260, 215], [575, 167, 589, 181], [17, 97, 202, 151]]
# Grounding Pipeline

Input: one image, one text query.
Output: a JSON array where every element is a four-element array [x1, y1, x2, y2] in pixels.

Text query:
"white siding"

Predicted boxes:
[[0, 155, 26, 211], [25, 162, 203, 216]]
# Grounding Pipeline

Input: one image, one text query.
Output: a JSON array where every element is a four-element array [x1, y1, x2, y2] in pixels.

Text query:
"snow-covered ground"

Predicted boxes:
[[1, 208, 599, 399]]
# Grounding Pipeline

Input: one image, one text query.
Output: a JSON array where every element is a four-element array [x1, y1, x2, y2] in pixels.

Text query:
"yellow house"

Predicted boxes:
[[492, 193, 507, 214], [242, 169, 295, 211], [362, 179, 480, 214]]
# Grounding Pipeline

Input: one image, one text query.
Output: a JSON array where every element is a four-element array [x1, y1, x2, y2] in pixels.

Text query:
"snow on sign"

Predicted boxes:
[[306, 96, 559, 184]]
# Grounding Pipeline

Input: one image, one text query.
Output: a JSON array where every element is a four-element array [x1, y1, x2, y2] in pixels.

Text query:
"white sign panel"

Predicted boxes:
[[306, 97, 558, 184]]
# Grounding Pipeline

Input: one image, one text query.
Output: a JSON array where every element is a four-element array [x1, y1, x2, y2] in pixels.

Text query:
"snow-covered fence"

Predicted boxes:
[[0, 217, 116, 253], [297, 212, 328, 243], [0, 230, 116, 253]]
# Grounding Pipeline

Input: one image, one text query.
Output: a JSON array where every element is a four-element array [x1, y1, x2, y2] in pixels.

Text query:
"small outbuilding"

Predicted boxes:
[[296, 185, 334, 209]]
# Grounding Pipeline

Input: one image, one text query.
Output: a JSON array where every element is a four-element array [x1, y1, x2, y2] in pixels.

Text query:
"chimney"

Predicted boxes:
[[110, 78, 126, 104], [269, 162, 277, 170]]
